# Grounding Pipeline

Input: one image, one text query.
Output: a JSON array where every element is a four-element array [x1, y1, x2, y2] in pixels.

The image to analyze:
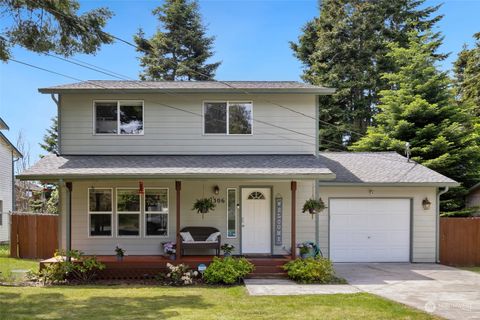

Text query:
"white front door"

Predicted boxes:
[[241, 188, 271, 254], [330, 198, 411, 262]]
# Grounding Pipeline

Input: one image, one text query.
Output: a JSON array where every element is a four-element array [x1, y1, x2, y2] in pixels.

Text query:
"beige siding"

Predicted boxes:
[[61, 180, 436, 262], [0, 140, 13, 242], [59, 93, 316, 155], [63, 179, 314, 256], [318, 186, 438, 263]]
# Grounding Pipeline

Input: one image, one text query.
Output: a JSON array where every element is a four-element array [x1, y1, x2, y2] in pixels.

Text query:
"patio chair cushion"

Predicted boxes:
[[206, 231, 221, 242], [180, 232, 194, 242]]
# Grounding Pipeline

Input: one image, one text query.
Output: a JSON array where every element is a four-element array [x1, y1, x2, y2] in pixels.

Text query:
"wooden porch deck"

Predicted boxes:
[[40, 255, 291, 279]]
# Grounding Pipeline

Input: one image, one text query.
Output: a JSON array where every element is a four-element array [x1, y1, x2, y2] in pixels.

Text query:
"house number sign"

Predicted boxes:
[[275, 197, 283, 245]]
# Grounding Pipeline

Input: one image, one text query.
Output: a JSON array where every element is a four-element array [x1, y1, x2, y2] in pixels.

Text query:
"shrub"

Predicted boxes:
[[162, 263, 199, 285], [27, 262, 68, 285], [27, 250, 105, 284], [283, 257, 340, 284], [203, 257, 254, 284]]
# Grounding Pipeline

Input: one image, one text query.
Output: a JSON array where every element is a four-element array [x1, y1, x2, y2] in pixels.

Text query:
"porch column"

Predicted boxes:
[[175, 181, 182, 259], [65, 182, 72, 261], [291, 181, 297, 260]]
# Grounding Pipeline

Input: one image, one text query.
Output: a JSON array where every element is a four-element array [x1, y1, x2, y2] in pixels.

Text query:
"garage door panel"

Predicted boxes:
[[330, 199, 410, 263]]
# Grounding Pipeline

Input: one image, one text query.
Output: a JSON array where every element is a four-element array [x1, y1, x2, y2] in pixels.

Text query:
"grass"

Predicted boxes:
[[0, 245, 438, 319], [0, 285, 439, 320], [0, 244, 38, 282], [461, 266, 480, 273]]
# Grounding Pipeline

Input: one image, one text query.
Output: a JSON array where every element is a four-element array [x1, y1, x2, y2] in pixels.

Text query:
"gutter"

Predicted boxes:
[[436, 186, 449, 263]]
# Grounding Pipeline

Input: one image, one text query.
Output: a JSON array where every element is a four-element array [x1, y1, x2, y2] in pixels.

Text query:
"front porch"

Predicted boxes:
[[40, 255, 291, 280]]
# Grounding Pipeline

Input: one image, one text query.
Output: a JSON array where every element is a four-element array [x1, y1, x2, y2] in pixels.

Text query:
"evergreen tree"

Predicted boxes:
[[40, 117, 59, 155], [291, 0, 442, 150], [0, 0, 112, 61], [134, 0, 221, 81], [351, 32, 480, 211], [454, 32, 480, 114]]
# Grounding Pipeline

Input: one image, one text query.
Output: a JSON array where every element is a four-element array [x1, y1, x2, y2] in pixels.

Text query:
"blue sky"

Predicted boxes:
[[0, 0, 479, 161]]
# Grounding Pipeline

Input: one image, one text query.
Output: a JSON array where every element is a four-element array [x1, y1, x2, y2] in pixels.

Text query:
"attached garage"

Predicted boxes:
[[329, 198, 411, 262]]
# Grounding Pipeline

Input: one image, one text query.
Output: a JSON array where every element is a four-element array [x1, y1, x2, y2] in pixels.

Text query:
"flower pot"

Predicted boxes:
[[300, 253, 308, 259], [169, 254, 176, 260], [116, 255, 123, 262], [224, 252, 231, 257]]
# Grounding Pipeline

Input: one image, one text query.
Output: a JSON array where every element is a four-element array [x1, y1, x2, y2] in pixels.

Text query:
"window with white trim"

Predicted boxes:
[[88, 189, 112, 237], [145, 188, 169, 237], [227, 189, 237, 238], [117, 189, 141, 237], [95, 101, 143, 135], [204, 101, 252, 134]]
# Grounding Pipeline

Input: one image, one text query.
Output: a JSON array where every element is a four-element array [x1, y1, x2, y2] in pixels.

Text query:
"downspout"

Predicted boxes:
[[436, 186, 449, 263], [50, 94, 61, 155], [12, 150, 20, 212], [65, 182, 72, 261]]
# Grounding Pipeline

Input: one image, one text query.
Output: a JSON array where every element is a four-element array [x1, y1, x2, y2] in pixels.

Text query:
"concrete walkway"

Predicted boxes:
[[244, 278, 360, 296], [335, 263, 480, 320]]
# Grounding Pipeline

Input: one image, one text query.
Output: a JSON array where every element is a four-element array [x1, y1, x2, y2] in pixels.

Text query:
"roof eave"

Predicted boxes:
[[17, 172, 336, 181], [0, 117, 9, 130], [38, 88, 336, 95], [0, 132, 22, 158], [318, 181, 460, 187]]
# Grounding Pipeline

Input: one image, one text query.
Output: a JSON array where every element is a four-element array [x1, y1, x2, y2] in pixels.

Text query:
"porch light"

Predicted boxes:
[[422, 197, 431, 210], [138, 181, 144, 195], [213, 185, 220, 195]]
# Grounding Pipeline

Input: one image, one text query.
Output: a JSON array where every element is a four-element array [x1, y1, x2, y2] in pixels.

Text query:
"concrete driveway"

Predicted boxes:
[[335, 263, 480, 320]]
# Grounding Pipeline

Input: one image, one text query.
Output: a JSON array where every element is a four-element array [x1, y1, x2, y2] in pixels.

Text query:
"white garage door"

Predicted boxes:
[[330, 198, 411, 262]]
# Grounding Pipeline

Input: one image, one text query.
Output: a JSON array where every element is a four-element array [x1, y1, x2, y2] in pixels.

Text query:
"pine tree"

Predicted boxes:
[[134, 0, 221, 81], [351, 32, 480, 211], [291, 0, 442, 150], [454, 32, 480, 114], [39, 116, 59, 155], [0, 0, 112, 61]]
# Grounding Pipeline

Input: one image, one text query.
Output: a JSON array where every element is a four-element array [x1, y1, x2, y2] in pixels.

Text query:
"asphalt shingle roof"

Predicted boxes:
[[38, 80, 334, 94], [17, 154, 335, 180], [318, 152, 457, 185], [18, 152, 457, 186]]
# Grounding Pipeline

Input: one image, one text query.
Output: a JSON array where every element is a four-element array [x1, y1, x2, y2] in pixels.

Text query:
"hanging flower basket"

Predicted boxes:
[[192, 198, 216, 218], [302, 198, 326, 218]]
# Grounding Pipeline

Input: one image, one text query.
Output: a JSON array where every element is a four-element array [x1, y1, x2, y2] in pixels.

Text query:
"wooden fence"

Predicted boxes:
[[10, 213, 58, 259], [440, 217, 480, 266]]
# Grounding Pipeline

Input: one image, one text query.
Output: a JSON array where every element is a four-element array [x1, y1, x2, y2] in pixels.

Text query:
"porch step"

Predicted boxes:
[[246, 272, 288, 279], [246, 257, 289, 278]]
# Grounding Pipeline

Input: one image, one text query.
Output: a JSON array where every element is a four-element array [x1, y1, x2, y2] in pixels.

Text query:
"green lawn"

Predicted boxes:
[[0, 245, 437, 319], [461, 266, 480, 273], [0, 285, 438, 320], [0, 244, 38, 282]]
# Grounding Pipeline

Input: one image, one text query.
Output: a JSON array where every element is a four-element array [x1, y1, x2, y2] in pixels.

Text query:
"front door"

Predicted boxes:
[[241, 188, 271, 254]]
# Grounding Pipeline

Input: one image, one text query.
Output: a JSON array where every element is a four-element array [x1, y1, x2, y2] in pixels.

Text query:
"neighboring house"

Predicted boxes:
[[465, 183, 480, 211], [0, 117, 22, 242], [18, 81, 457, 263]]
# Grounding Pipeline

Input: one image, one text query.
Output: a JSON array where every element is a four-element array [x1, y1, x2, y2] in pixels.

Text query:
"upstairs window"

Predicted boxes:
[[95, 101, 143, 135], [204, 101, 252, 135]]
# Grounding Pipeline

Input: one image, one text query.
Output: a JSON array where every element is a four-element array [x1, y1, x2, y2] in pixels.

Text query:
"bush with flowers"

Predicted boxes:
[[161, 263, 199, 285]]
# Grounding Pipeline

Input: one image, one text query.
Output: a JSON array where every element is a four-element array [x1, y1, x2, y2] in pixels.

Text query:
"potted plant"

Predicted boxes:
[[302, 198, 326, 218], [192, 198, 216, 218], [115, 245, 125, 262], [221, 243, 235, 257], [163, 242, 176, 260], [297, 242, 313, 259]]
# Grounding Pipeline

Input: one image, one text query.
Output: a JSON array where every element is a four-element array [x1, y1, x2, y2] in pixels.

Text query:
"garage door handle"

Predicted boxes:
[[367, 236, 371, 239]]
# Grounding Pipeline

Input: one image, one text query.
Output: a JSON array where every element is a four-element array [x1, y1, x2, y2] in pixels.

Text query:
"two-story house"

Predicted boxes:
[[18, 81, 457, 263], [0, 117, 22, 242]]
